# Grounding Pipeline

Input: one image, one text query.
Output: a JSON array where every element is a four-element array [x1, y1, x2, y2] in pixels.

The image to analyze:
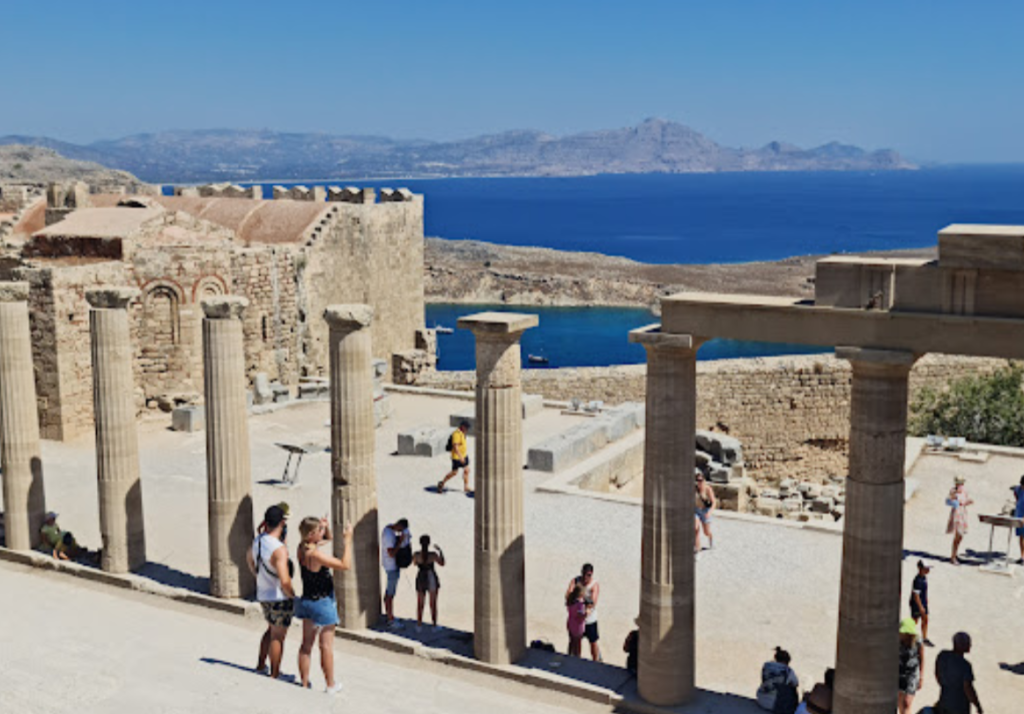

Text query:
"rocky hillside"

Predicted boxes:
[[0, 144, 148, 190], [425, 237, 937, 308], [1, 119, 914, 183]]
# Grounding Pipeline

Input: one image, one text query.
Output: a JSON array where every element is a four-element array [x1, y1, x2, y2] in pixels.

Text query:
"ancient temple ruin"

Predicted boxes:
[[0, 182, 425, 439]]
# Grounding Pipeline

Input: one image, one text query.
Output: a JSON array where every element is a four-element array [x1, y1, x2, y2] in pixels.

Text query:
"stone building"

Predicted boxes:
[[0, 184, 425, 440]]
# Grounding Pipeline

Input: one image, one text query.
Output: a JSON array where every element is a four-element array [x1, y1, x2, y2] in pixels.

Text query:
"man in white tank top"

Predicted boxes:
[[565, 563, 602, 661], [246, 504, 296, 679]]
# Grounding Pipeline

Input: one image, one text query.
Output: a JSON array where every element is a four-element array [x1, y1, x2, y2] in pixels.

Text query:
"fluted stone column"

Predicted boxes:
[[0, 281, 45, 550], [629, 325, 704, 706], [203, 297, 255, 599], [833, 347, 917, 714], [325, 304, 381, 629], [458, 311, 538, 665], [87, 287, 145, 572]]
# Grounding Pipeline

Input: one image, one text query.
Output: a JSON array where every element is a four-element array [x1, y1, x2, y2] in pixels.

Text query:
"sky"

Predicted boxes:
[[1, 0, 1021, 163]]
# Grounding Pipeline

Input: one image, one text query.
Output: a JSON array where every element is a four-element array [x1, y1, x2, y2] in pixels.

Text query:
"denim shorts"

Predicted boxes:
[[295, 595, 339, 627], [385, 569, 400, 597]]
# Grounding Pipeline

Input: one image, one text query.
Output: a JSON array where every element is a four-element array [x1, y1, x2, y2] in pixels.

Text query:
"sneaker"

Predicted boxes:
[[386, 619, 402, 631], [255, 665, 270, 676], [326, 682, 344, 694], [924, 638, 935, 648], [437, 482, 445, 493]]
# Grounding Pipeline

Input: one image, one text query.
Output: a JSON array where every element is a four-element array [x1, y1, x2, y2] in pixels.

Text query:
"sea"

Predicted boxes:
[[248, 166, 1024, 370]]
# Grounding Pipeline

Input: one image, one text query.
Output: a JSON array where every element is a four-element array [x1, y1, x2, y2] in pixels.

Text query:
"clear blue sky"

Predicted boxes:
[[1, 0, 1021, 162]]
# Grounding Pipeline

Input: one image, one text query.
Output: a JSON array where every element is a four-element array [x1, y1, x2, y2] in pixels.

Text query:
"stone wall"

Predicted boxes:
[[301, 198, 425, 376], [414, 353, 1007, 483]]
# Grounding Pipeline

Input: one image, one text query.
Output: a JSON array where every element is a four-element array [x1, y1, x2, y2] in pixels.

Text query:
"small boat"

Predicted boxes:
[[434, 324, 454, 335], [528, 354, 549, 364]]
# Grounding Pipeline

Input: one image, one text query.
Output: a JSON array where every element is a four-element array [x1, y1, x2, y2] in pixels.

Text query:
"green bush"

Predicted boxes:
[[909, 362, 1024, 446]]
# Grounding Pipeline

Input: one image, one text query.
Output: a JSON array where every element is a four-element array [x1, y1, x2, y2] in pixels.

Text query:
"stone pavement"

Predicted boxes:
[[0, 562, 611, 714], [10, 393, 1024, 711]]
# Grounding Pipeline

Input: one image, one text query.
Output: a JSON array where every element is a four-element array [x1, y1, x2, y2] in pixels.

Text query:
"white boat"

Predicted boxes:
[[527, 354, 549, 364], [434, 324, 454, 335]]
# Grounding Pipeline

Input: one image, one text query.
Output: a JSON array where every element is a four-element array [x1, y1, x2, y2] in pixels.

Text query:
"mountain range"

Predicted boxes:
[[0, 119, 914, 183]]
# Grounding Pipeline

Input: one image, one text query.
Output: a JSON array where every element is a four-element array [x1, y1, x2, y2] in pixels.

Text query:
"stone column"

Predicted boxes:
[[203, 297, 255, 599], [833, 347, 917, 714], [628, 325, 704, 706], [87, 287, 146, 572], [324, 304, 381, 629], [0, 281, 45, 550], [458, 311, 538, 665]]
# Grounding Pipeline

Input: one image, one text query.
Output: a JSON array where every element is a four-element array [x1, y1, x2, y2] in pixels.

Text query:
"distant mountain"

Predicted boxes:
[[0, 119, 915, 183]]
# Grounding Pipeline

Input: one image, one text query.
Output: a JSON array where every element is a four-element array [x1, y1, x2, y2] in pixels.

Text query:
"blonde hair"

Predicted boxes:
[[298, 516, 322, 556]]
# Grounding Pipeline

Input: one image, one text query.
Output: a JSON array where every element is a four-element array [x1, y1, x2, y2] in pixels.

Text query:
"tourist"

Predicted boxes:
[[564, 563, 602, 661], [381, 518, 411, 629], [935, 632, 983, 714], [438, 421, 471, 493], [898, 617, 925, 714], [756, 647, 799, 714], [695, 469, 716, 551], [794, 668, 833, 714], [1012, 475, 1024, 563], [413, 534, 445, 630], [295, 516, 352, 693], [623, 617, 639, 674], [247, 504, 295, 679], [947, 476, 974, 565], [910, 559, 933, 646], [38, 511, 83, 561], [565, 583, 587, 657], [257, 501, 290, 535]]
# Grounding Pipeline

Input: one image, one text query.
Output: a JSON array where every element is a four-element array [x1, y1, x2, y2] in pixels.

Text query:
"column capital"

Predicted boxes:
[[0, 281, 30, 303], [324, 303, 374, 331], [86, 287, 139, 310], [201, 296, 248, 320], [836, 346, 919, 367], [458, 311, 538, 340], [629, 324, 706, 352]]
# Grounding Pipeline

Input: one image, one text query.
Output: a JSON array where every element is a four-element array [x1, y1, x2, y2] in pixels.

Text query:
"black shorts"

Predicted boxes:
[[451, 457, 469, 471], [910, 602, 926, 619], [584, 622, 599, 643]]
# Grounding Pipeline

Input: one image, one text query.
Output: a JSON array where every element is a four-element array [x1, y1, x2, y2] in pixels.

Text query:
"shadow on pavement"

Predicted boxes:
[[1000, 662, 1024, 675], [139, 562, 210, 593]]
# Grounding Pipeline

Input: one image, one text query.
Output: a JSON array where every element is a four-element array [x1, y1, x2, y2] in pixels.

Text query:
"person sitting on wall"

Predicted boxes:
[[39, 511, 84, 561]]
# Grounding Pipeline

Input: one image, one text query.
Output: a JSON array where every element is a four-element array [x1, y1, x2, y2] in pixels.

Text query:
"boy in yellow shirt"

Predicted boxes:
[[438, 421, 471, 493]]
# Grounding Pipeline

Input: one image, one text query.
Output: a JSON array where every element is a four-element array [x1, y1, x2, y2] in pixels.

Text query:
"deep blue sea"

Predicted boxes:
[[240, 167, 1024, 368]]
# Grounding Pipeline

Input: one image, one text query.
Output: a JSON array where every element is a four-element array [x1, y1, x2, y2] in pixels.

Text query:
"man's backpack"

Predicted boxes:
[[446, 432, 454, 452]]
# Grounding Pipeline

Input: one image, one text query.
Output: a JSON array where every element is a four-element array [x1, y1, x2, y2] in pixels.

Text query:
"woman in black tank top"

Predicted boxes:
[[295, 516, 353, 692], [413, 534, 446, 630]]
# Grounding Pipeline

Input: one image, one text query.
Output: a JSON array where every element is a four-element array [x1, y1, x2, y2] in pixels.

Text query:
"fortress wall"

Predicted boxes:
[[301, 198, 425, 377], [414, 353, 1007, 483], [232, 247, 301, 385]]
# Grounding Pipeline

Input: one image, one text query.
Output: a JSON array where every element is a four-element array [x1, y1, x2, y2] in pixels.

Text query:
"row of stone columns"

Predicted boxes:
[[628, 327, 916, 713]]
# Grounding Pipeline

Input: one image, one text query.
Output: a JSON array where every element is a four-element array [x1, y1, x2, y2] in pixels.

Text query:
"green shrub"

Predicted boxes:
[[909, 362, 1024, 446]]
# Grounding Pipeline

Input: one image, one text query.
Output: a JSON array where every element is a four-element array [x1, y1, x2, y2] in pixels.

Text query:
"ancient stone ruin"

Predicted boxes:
[[0, 181, 426, 440]]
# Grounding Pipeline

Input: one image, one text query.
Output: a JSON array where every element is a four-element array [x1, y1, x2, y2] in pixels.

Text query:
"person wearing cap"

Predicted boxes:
[[910, 559, 933, 646], [381, 518, 411, 629], [935, 632, 983, 714], [946, 476, 973, 565], [898, 617, 925, 713], [247, 504, 295, 679], [694, 469, 716, 552], [438, 421, 471, 493], [39, 511, 82, 561], [257, 502, 290, 534]]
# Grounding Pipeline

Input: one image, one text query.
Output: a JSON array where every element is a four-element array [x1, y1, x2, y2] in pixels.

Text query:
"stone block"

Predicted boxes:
[[755, 496, 783, 517], [397, 426, 449, 457], [695, 451, 711, 468], [253, 372, 273, 405], [297, 381, 329, 400], [372, 358, 388, 380], [798, 481, 822, 499], [810, 496, 835, 513], [694, 429, 743, 465], [522, 393, 544, 418], [527, 420, 609, 473], [171, 405, 204, 432], [271, 383, 291, 403], [708, 463, 731, 484]]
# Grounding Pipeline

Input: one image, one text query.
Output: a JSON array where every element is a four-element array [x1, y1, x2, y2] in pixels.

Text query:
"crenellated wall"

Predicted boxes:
[[412, 353, 1007, 483]]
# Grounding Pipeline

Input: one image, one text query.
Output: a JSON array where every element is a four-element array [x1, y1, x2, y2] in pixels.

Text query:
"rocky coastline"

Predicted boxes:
[[425, 237, 936, 308]]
